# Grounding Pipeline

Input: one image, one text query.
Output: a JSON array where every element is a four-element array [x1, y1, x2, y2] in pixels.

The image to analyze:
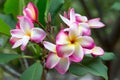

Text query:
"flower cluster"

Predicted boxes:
[[10, 2, 105, 75], [43, 8, 105, 74], [10, 2, 46, 51]]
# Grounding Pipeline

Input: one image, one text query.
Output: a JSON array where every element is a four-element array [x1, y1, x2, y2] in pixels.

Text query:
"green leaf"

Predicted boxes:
[[0, 19, 11, 36], [4, 0, 19, 18], [111, 2, 120, 11], [0, 13, 16, 29], [37, 0, 47, 26], [20, 61, 43, 80], [46, 0, 64, 21], [100, 52, 116, 61], [69, 56, 108, 80], [0, 54, 20, 64], [19, 0, 25, 15]]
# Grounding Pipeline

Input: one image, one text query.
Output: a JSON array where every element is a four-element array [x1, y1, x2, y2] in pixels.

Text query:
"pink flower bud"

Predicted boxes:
[[23, 2, 38, 22]]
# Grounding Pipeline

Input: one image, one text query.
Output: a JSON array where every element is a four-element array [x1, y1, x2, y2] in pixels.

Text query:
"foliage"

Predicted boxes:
[[69, 56, 108, 80], [0, 19, 11, 36], [20, 61, 43, 80], [0, 53, 20, 64]]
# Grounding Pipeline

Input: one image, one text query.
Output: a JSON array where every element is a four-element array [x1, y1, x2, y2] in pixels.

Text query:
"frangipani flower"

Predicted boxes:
[[60, 8, 105, 35], [60, 8, 90, 35], [23, 2, 38, 22], [43, 41, 70, 74], [56, 24, 95, 62], [84, 46, 104, 57], [10, 17, 46, 51], [75, 14, 105, 28]]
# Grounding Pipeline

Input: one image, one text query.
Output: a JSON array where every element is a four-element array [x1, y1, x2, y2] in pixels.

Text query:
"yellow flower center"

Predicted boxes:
[[26, 31, 31, 37]]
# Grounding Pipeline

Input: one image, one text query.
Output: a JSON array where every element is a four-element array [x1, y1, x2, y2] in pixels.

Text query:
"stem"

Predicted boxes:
[[41, 69, 47, 80], [22, 52, 29, 68], [21, 55, 34, 59], [35, 21, 45, 30], [0, 64, 21, 78], [35, 21, 51, 41]]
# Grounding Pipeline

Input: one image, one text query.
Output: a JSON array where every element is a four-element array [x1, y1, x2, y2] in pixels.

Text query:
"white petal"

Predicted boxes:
[[56, 30, 70, 44], [12, 39, 23, 49], [46, 52, 60, 69], [88, 18, 105, 28], [70, 8, 75, 22], [31, 28, 46, 43], [84, 48, 92, 54], [69, 23, 81, 40], [43, 41, 56, 52], [80, 16, 88, 22], [55, 57, 70, 74], [20, 17, 34, 33], [70, 45, 84, 62], [10, 29, 24, 38], [10, 37, 20, 45], [78, 36, 95, 49], [21, 36, 30, 51], [59, 15, 71, 26], [56, 44, 75, 57], [91, 46, 104, 56], [78, 23, 91, 36]]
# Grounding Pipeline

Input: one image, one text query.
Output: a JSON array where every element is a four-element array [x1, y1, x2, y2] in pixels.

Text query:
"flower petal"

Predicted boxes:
[[70, 45, 84, 62], [10, 29, 24, 38], [31, 28, 46, 43], [12, 39, 23, 49], [70, 8, 75, 22], [23, 8, 33, 20], [91, 46, 104, 57], [10, 37, 21, 45], [59, 15, 71, 26], [21, 36, 30, 51], [55, 57, 70, 74], [88, 18, 105, 28], [16, 21, 20, 29], [43, 41, 56, 52], [84, 48, 92, 54], [56, 30, 70, 44], [46, 52, 60, 69], [17, 16, 23, 20], [56, 44, 75, 57], [20, 16, 34, 33], [78, 23, 91, 36], [26, 2, 38, 21], [78, 36, 95, 49], [69, 23, 81, 40], [75, 14, 88, 22]]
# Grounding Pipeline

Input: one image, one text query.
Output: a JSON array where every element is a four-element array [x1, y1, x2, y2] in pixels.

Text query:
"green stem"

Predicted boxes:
[[35, 21, 45, 30], [21, 55, 34, 59]]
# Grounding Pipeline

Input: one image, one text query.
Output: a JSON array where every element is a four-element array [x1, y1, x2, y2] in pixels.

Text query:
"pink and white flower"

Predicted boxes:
[[60, 8, 105, 35], [75, 14, 105, 28], [23, 2, 38, 22], [10, 17, 46, 51], [60, 8, 90, 35], [43, 41, 70, 74], [56, 24, 95, 62], [84, 46, 104, 57]]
